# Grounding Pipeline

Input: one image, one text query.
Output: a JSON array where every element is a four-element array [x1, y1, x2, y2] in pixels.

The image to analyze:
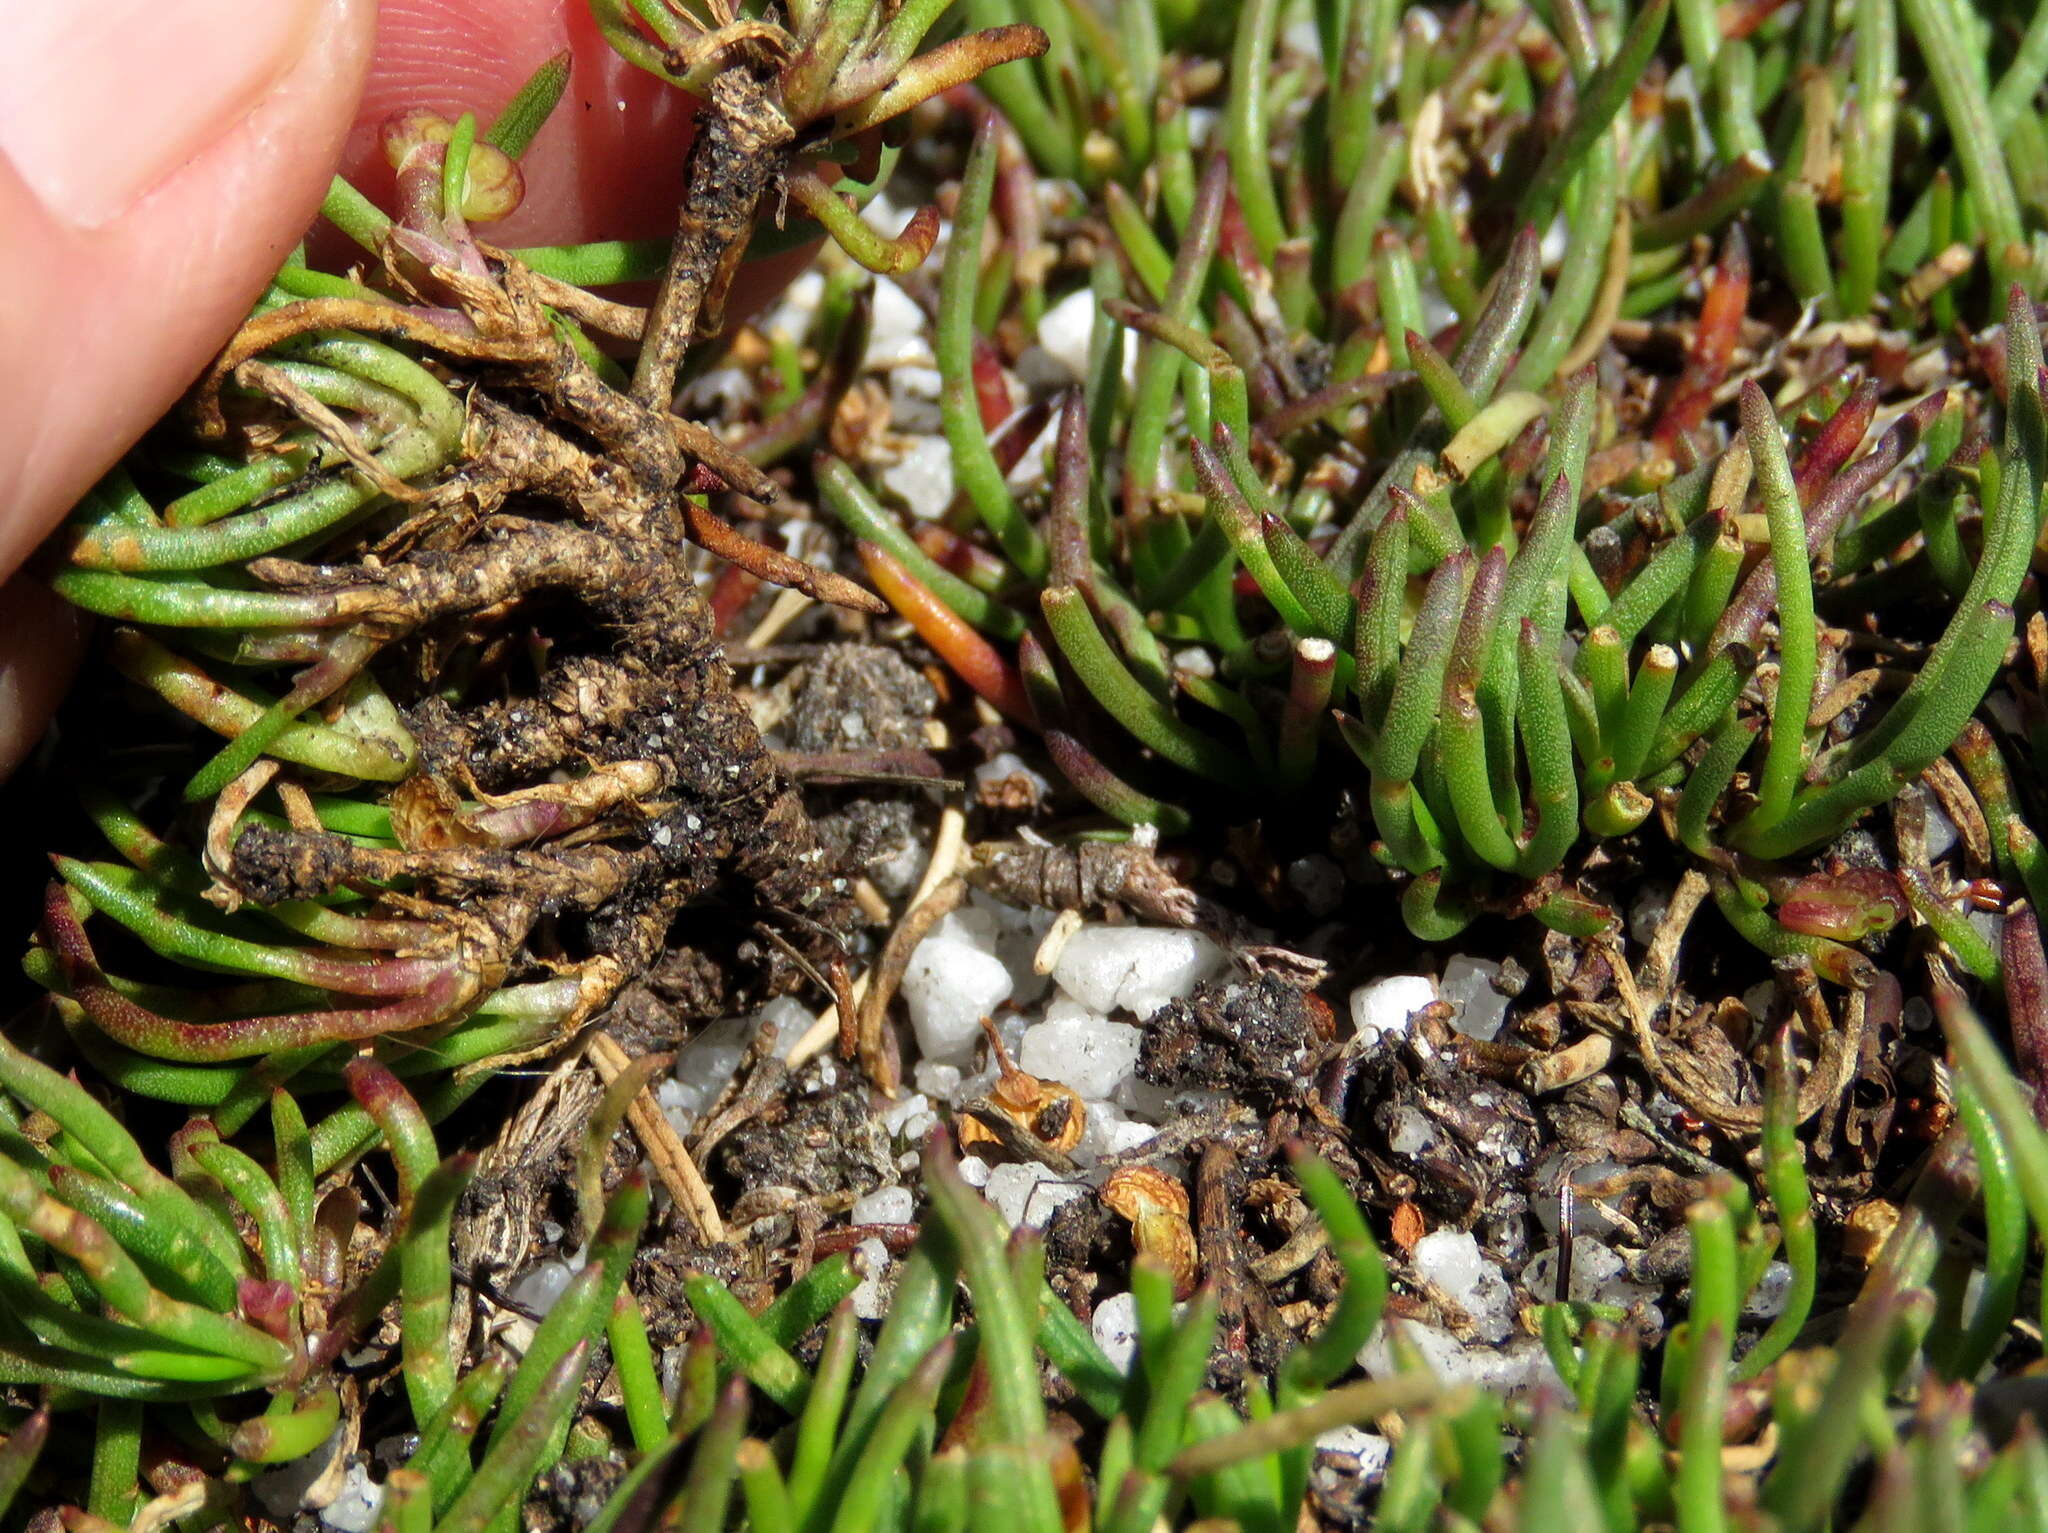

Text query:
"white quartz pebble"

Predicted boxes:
[[1349, 975, 1437, 1041], [1019, 1007, 1143, 1102], [1411, 1230, 1516, 1344], [880, 436, 954, 521], [984, 1162, 1087, 1228], [1051, 925, 1226, 1018], [901, 909, 1013, 1061], [1440, 956, 1509, 1042], [1034, 288, 1097, 382], [1092, 1291, 1140, 1373], [852, 1186, 916, 1226]]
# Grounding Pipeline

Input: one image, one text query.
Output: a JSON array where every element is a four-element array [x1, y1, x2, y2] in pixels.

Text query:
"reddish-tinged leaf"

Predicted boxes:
[[972, 337, 1013, 433], [1789, 380, 1879, 508], [708, 563, 760, 636], [1654, 225, 1750, 447], [1776, 867, 1906, 940], [912, 523, 1011, 589], [857, 542, 1036, 725], [2003, 906, 2048, 1125]]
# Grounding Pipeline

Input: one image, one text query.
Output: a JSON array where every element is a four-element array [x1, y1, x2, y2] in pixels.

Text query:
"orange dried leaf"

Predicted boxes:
[[1390, 1200, 1427, 1253], [1102, 1166, 1198, 1298]]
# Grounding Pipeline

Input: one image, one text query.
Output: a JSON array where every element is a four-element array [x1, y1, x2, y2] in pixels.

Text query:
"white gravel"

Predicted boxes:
[[864, 278, 934, 368], [1019, 1001, 1143, 1101], [880, 434, 954, 520], [320, 1463, 382, 1532], [1033, 287, 1097, 381], [1315, 1427, 1392, 1481], [1440, 955, 1508, 1041], [850, 1236, 893, 1319], [852, 1185, 916, 1226], [900, 907, 1015, 1060], [1050, 924, 1226, 1018], [1357, 1318, 1559, 1395], [1411, 1229, 1516, 1344], [1092, 1290, 1141, 1372], [984, 1162, 1089, 1228], [1350, 975, 1437, 1040]]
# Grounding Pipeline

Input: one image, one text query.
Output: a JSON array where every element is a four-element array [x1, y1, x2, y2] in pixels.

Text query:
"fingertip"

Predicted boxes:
[[0, 0, 376, 580], [0, 575, 85, 783]]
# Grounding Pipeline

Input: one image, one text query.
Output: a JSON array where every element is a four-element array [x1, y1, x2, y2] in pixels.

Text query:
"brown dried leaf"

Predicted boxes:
[[1102, 1166, 1197, 1298], [388, 775, 486, 852], [1842, 1199, 1900, 1267], [1390, 1200, 1427, 1253], [957, 1015, 1086, 1156]]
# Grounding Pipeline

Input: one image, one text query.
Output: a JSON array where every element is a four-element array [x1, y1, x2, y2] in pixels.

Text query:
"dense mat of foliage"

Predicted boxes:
[[9, 0, 2048, 1525]]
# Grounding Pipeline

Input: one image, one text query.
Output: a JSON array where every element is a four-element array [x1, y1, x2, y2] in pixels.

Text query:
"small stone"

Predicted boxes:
[[1440, 956, 1509, 1041], [1075, 1099, 1158, 1164], [864, 278, 933, 368], [1349, 975, 1436, 1040], [974, 751, 1051, 810], [1746, 1260, 1795, 1319], [1019, 1009, 1143, 1101], [683, 366, 752, 414], [1921, 797, 1960, 861], [1357, 1319, 1559, 1395], [878, 1093, 938, 1141], [958, 1155, 992, 1189], [252, 1424, 349, 1519], [1034, 287, 1097, 381], [1629, 881, 1674, 946], [888, 364, 944, 432], [508, 1259, 577, 1317], [870, 835, 927, 898], [1532, 1157, 1630, 1240], [852, 1185, 916, 1226], [663, 1019, 751, 1129], [1051, 925, 1227, 1018], [1385, 1106, 1438, 1157], [760, 269, 825, 344], [754, 995, 815, 1057], [1003, 410, 1062, 492], [1024, 1177, 1090, 1228], [1522, 1242, 1659, 1311], [881, 436, 954, 521], [984, 1162, 1086, 1228], [913, 1060, 964, 1101], [1092, 1290, 1141, 1372], [1013, 344, 1076, 392], [1287, 855, 1344, 917], [1411, 1230, 1516, 1343], [901, 909, 1013, 1061], [1314, 1427, 1391, 1482], [320, 1463, 383, 1533], [850, 1237, 893, 1320]]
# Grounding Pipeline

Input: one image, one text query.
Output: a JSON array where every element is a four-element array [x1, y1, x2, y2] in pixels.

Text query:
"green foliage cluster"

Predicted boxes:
[[828, 0, 2048, 950], [10, 0, 2048, 1526], [3, 990, 2047, 1530]]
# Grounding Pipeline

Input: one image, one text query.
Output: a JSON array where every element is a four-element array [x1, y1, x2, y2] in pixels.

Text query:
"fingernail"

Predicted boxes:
[[0, 0, 319, 230]]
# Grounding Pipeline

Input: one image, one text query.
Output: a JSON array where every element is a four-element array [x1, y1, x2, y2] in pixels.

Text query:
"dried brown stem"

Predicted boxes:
[[631, 71, 792, 408], [679, 497, 885, 613]]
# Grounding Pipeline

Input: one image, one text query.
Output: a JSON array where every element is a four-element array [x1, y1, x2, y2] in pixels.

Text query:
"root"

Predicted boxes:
[[135, 66, 876, 1086]]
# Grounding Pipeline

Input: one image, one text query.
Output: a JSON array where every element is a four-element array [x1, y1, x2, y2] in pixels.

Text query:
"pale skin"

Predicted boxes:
[[0, 0, 802, 778]]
